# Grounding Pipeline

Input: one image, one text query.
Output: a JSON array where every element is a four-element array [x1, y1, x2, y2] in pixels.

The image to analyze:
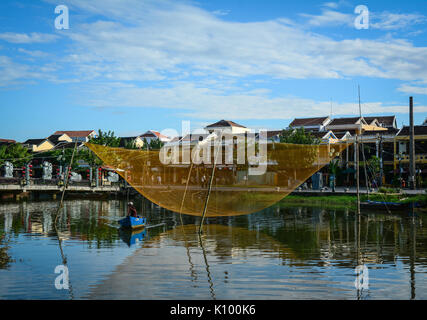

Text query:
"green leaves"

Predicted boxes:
[[0, 143, 31, 167], [89, 129, 121, 147], [279, 127, 320, 145]]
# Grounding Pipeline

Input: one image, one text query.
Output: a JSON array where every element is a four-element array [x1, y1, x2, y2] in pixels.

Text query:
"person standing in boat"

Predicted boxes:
[[127, 202, 138, 217]]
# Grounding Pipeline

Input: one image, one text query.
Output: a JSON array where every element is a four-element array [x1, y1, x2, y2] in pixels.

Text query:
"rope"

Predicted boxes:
[[54, 140, 78, 225]]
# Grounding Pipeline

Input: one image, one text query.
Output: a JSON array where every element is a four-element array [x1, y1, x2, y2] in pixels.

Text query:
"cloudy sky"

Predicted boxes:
[[1, 0, 427, 140]]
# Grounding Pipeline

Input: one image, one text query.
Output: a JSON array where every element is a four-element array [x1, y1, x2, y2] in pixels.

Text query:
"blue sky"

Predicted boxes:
[[1, 0, 427, 141]]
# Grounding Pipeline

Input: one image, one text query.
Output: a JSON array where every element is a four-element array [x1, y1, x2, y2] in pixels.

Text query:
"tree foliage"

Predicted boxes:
[[279, 127, 320, 145], [142, 138, 164, 150], [0, 143, 32, 167], [89, 129, 121, 147]]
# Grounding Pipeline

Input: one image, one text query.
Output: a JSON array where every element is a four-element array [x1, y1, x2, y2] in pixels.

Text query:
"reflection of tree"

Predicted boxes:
[[0, 234, 12, 269]]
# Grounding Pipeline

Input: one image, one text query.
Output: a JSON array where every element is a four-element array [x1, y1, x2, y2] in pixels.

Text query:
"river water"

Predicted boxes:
[[0, 198, 426, 300]]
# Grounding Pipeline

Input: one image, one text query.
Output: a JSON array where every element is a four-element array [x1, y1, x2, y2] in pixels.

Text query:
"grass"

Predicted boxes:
[[280, 193, 427, 209]]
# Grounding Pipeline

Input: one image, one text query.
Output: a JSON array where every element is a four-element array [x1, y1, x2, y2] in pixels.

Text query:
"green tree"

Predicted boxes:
[[367, 156, 380, 176], [142, 138, 164, 150], [0, 143, 32, 167], [123, 140, 138, 150], [89, 129, 121, 147], [280, 127, 320, 145]]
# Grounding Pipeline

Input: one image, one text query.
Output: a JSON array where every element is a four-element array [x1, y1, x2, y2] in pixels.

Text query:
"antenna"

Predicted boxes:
[[358, 85, 362, 118], [330, 98, 333, 118]]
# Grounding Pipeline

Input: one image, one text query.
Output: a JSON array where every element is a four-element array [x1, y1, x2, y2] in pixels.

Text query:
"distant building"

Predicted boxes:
[[309, 130, 339, 144], [23, 139, 55, 152], [364, 116, 397, 129], [265, 130, 282, 143], [47, 133, 72, 147], [205, 120, 251, 134], [0, 139, 16, 147], [53, 130, 96, 142], [140, 130, 171, 144], [394, 126, 427, 170], [119, 136, 144, 148]]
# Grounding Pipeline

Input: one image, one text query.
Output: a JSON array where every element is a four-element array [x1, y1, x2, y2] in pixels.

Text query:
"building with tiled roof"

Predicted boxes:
[[289, 117, 331, 131], [119, 136, 144, 148], [47, 133, 72, 146], [140, 130, 171, 143], [23, 139, 55, 152], [0, 139, 16, 146], [205, 120, 250, 134], [364, 116, 397, 129], [53, 130, 96, 142]]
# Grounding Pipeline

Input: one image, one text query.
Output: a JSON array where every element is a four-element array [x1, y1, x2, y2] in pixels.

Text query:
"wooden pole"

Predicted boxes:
[[356, 134, 360, 215], [409, 96, 416, 190]]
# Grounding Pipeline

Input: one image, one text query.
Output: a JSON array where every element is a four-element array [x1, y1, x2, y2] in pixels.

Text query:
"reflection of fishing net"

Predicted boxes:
[[86, 142, 347, 217]]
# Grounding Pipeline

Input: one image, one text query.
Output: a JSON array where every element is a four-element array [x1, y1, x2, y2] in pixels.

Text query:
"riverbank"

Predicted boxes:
[[281, 193, 427, 209]]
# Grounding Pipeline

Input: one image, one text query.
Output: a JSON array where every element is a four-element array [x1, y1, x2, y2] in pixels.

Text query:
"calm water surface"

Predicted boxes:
[[0, 198, 426, 299]]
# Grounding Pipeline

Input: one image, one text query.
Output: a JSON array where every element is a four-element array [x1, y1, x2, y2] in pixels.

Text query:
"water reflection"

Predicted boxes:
[[0, 199, 426, 299]]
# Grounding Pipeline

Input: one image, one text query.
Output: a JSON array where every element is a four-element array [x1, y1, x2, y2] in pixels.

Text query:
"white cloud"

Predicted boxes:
[[77, 81, 427, 120], [37, 0, 427, 85], [212, 9, 230, 16], [0, 56, 43, 86], [0, 32, 59, 44], [371, 12, 427, 30], [18, 48, 49, 58], [322, 2, 339, 9], [300, 9, 353, 27], [398, 84, 427, 95], [1, 0, 425, 122]]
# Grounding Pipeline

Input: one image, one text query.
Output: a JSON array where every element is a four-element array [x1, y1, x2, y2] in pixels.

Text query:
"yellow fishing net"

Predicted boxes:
[[86, 140, 347, 217]]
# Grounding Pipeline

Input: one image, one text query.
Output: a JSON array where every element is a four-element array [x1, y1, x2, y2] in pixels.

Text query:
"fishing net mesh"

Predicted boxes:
[[86, 142, 347, 217]]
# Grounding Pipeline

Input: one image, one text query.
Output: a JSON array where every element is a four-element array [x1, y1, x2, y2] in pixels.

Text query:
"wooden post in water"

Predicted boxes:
[[409, 96, 416, 190]]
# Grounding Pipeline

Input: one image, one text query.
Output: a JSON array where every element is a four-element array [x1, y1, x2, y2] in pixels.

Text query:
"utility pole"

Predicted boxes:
[[409, 96, 416, 190]]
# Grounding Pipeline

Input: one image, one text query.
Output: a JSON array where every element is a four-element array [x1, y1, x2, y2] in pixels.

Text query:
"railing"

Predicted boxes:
[[0, 176, 123, 191], [394, 154, 427, 162]]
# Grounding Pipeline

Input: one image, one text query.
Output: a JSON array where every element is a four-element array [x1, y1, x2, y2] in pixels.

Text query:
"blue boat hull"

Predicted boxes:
[[119, 228, 147, 247], [119, 216, 146, 229]]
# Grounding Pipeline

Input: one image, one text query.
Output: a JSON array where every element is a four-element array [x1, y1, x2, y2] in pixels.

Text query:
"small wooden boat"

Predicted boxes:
[[360, 200, 418, 211], [118, 216, 146, 229]]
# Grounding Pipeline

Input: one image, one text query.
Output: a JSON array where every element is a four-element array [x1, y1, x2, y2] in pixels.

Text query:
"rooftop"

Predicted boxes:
[[364, 116, 396, 127], [205, 120, 247, 129], [397, 126, 427, 136], [53, 130, 95, 137], [327, 117, 363, 126], [289, 117, 329, 127], [23, 139, 49, 146], [140, 130, 170, 140]]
